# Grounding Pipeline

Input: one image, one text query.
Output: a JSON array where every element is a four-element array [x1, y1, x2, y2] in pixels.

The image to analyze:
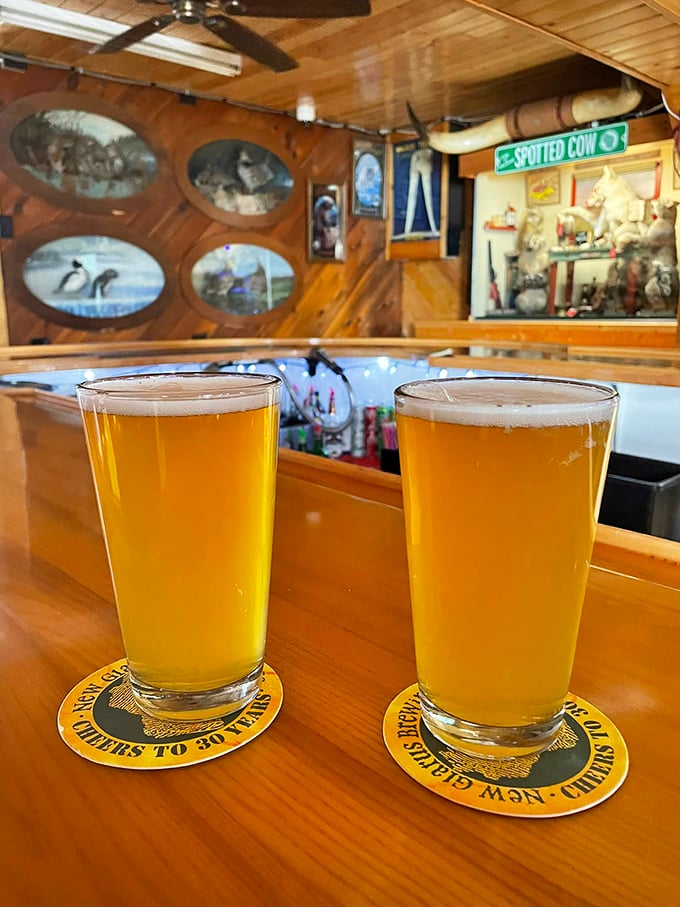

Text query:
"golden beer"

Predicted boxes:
[[395, 377, 617, 757], [78, 373, 280, 720]]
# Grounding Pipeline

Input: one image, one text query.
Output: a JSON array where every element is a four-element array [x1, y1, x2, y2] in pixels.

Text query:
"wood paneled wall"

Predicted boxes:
[[401, 259, 470, 336], [0, 67, 467, 345]]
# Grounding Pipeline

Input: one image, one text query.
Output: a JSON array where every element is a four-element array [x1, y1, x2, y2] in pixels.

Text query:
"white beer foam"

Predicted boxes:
[[77, 373, 279, 417], [395, 378, 616, 427]]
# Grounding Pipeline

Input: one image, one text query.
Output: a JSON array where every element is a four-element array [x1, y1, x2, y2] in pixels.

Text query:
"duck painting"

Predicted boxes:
[[56, 260, 89, 294]]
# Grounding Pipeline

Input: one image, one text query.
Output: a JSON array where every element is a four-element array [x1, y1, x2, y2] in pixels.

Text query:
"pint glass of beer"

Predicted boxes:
[[395, 377, 618, 758], [77, 372, 281, 721]]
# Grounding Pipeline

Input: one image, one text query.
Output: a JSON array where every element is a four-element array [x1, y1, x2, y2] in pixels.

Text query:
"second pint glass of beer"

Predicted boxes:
[[77, 372, 281, 721], [395, 377, 618, 758]]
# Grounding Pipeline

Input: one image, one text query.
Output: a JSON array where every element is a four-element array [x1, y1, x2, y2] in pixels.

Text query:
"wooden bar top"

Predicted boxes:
[[1, 395, 679, 906]]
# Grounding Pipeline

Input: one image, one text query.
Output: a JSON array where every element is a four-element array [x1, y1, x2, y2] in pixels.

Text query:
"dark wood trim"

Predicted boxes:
[[6, 220, 177, 331], [0, 91, 170, 215], [173, 124, 303, 229], [178, 230, 303, 327]]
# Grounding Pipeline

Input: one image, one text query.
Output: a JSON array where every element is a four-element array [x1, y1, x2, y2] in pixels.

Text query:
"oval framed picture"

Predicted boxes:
[[0, 92, 165, 213], [174, 126, 301, 228], [180, 232, 301, 326], [352, 138, 386, 219], [10, 223, 175, 329]]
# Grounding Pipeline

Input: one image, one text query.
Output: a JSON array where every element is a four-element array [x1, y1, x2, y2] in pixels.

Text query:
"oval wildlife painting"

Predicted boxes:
[[10, 109, 157, 199], [23, 236, 165, 320], [188, 140, 293, 216], [192, 243, 295, 317]]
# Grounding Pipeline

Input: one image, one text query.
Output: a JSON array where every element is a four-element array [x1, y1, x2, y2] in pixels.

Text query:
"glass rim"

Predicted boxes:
[[76, 371, 281, 401], [394, 375, 619, 406]]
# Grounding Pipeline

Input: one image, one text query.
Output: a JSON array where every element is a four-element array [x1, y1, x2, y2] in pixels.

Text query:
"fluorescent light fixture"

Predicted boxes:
[[0, 0, 242, 77]]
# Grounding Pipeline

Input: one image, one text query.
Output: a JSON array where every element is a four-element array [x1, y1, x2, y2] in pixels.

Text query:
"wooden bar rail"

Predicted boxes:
[[413, 319, 679, 349], [1, 335, 679, 387], [1, 394, 679, 906]]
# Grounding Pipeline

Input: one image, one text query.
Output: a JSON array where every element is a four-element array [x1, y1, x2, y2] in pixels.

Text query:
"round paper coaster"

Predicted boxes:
[[383, 685, 628, 818], [58, 659, 283, 770]]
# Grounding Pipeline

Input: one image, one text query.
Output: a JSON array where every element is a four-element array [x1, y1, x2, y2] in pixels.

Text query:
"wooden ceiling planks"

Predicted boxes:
[[0, 0, 674, 130], [468, 0, 680, 86]]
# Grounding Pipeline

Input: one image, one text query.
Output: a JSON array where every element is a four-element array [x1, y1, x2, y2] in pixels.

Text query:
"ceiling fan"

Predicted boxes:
[[89, 0, 372, 73]]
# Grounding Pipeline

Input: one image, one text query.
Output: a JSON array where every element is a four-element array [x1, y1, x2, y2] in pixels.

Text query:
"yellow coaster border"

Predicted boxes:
[[58, 658, 282, 770], [383, 684, 628, 818]]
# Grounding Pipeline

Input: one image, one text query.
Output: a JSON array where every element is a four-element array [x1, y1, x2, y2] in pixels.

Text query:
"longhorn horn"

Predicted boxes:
[[410, 76, 643, 156]]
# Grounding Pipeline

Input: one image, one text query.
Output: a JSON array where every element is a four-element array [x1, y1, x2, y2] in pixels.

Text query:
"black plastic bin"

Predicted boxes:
[[599, 452, 680, 542]]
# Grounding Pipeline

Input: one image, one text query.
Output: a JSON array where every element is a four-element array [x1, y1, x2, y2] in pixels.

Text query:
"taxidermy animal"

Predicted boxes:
[[644, 199, 679, 312], [644, 262, 679, 312], [517, 207, 549, 275], [515, 207, 548, 315], [561, 166, 650, 248], [556, 211, 597, 245], [407, 77, 642, 155], [56, 260, 89, 294], [646, 198, 678, 266], [90, 269, 119, 298]]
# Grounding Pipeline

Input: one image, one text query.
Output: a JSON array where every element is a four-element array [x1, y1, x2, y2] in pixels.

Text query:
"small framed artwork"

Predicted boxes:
[[352, 138, 386, 218], [308, 182, 346, 262], [525, 169, 560, 206]]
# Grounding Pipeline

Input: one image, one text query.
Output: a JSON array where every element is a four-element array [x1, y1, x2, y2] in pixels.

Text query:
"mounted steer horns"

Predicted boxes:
[[409, 76, 643, 155]]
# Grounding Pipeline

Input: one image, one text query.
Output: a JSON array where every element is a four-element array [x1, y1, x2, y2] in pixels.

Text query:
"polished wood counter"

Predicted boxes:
[[1, 395, 679, 907]]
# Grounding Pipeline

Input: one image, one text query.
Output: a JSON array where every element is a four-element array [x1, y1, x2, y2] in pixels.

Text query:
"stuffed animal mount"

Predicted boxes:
[[559, 165, 664, 250]]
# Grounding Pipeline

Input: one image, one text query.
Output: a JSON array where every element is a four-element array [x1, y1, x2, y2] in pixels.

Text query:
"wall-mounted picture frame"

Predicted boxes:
[[7, 221, 174, 330], [525, 168, 560, 207], [174, 125, 301, 229], [0, 91, 166, 215], [308, 182, 346, 262], [352, 138, 385, 219], [387, 137, 447, 260], [180, 232, 302, 328]]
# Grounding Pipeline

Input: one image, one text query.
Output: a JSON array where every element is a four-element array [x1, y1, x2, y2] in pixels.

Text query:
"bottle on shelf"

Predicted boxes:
[[504, 202, 516, 228]]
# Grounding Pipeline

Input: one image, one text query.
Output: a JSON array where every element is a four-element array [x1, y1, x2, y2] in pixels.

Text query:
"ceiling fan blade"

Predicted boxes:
[[223, 1, 371, 17], [204, 15, 297, 72], [90, 14, 176, 54]]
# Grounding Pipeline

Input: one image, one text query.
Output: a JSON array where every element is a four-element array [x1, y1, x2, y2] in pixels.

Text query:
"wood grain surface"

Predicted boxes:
[[0, 67, 405, 347], [0, 1, 631, 130], [414, 319, 679, 348], [1, 395, 679, 907]]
